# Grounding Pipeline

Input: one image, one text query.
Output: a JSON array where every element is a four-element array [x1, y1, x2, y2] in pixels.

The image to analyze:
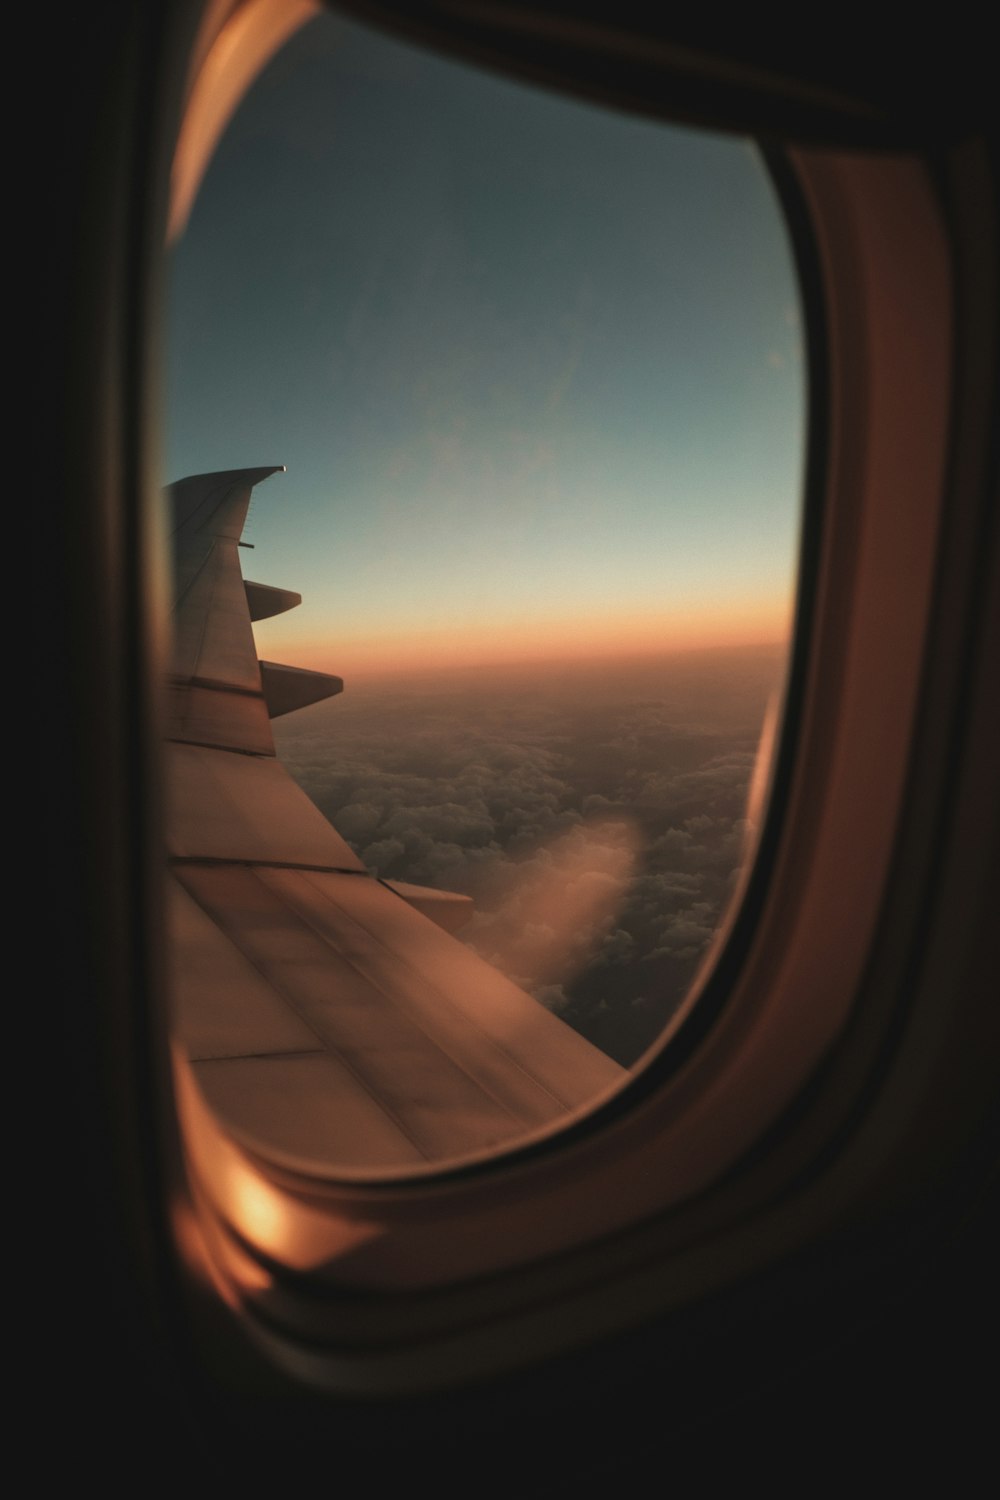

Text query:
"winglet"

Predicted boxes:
[[169, 465, 286, 552]]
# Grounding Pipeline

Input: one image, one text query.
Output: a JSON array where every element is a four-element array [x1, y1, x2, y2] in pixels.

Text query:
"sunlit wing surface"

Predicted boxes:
[[167, 468, 625, 1172]]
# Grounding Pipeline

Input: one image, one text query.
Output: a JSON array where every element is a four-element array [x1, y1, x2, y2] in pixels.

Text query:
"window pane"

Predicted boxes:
[[165, 9, 804, 1172]]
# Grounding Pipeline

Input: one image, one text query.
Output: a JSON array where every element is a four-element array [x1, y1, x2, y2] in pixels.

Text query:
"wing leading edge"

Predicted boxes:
[[166, 468, 625, 1173]]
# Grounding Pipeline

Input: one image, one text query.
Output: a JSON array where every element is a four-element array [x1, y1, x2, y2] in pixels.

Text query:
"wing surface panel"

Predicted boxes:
[[175, 862, 622, 1164], [172, 537, 263, 692], [169, 877, 325, 1060], [265, 867, 623, 1112], [168, 742, 366, 869]]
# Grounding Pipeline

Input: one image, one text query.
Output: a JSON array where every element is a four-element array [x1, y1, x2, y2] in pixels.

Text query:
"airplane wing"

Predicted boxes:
[[167, 468, 625, 1174]]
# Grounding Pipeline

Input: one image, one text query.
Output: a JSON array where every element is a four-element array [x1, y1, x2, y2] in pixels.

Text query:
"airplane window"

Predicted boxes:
[[164, 7, 805, 1176]]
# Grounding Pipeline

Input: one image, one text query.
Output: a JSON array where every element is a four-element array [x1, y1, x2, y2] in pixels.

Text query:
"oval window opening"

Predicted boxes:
[[164, 6, 806, 1177]]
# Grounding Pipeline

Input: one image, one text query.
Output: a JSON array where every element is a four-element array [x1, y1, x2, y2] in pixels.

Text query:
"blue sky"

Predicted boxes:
[[166, 10, 805, 674]]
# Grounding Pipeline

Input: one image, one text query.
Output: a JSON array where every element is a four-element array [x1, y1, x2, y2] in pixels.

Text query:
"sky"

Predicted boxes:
[[165, 9, 805, 678]]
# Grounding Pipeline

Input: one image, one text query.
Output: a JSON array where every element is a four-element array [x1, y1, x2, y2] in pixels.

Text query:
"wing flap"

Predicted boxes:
[[382, 879, 474, 933]]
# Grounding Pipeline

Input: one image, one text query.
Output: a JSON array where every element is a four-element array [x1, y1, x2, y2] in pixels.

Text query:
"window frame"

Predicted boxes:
[[40, 0, 998, 1434], [170, 134, 956, 1370]]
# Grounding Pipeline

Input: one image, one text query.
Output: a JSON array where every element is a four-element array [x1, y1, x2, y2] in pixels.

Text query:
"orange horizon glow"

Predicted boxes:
[[253, 598, 793, 679]]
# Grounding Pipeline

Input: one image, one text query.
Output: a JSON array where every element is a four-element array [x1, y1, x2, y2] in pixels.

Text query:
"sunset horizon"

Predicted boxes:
[[251, 606, 793, 681]]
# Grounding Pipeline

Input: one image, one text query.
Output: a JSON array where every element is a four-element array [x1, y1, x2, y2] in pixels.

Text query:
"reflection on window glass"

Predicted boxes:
[[166, 9, 804, 1171]]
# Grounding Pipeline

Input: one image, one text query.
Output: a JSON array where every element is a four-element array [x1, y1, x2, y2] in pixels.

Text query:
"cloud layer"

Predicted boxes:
[[274, 646, 782, 1064]]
